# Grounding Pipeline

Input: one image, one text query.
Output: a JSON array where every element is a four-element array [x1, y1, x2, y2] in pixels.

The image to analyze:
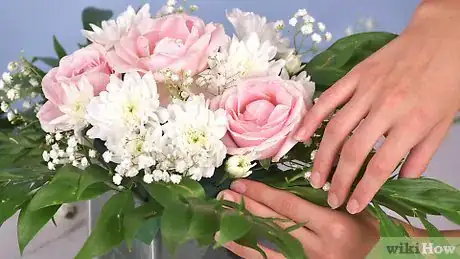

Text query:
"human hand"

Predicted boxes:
[[217, 180, 381, 259], [294, 0, 460, 214]]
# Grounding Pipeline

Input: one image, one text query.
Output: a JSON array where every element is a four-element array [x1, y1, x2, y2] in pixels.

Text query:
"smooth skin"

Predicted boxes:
[[218, 180, 460, 259], [294, 0, 460, 214]]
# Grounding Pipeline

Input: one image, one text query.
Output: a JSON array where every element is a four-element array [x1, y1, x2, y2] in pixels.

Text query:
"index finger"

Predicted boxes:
[[230, 179, 331, 232]]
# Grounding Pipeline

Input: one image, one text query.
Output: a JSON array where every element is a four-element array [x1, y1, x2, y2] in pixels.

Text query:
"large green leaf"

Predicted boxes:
[[123, 202, 162, 249], [17, 203, 60, 253], [187, 199, 220, 245], [160, 202, 192, 252], [82, 7, 113, 31], [52, 36, 67, 59], [306, 32, 397, 92], [135, 217, 161, 245], [28, 165, 110, 211], [169, 178, 206, 199], [217, 212, 252, 245], [76, 191, 134, 259], [370, 203, 409, 237]]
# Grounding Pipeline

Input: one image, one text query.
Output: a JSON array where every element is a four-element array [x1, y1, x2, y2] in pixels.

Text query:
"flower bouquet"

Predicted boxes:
[[1, 1, 460, 259]]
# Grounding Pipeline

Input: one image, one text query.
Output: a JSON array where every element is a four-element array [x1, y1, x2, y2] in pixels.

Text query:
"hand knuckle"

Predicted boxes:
[[340, 140, 359, 164], [328, 221, 348, 240], [367, 159, 388, 178]]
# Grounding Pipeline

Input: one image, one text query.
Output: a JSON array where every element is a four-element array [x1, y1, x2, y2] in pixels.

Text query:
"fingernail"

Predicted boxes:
[[230, 181, 246, 194], [328, 192, 339, 209], [217, 191, 234, 202], [347, 199, 360, 214], [310, 172, 321, 189]]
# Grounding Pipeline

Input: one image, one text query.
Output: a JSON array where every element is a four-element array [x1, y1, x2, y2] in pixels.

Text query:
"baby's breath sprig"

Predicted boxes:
[[161, 68, 195, 101]]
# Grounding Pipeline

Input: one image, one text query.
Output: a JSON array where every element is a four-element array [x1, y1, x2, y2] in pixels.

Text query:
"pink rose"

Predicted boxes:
[[106, 13, 228, 78], [38, 44, 113, 132], [211, 76, 313, 162]]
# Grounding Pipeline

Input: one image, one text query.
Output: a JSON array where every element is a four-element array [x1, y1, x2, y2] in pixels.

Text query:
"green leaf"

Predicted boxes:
[[136, 217, 161, 245], [35, 57, 59, 67], [218, 212, 252, 245], [169, 178, 206, 199], [160, 202, 192, 252], [306, 32, 397, 92], [52, 36, 67, 59], [77, 165, 111, 198], [82, 7, 113, 31], [76, 191, 134, 259], [417, 212, 443, 237], [259, 159, 271, 170], [143, 182, 180, 208], [370, 203, 409, 237], [284, 222, 306, 233], [29, 165, 109, 211], [123, 202, 162, 249], [18, 203, 60, 253], [187, 200, 220, 245], [235, 231, 267, 259]]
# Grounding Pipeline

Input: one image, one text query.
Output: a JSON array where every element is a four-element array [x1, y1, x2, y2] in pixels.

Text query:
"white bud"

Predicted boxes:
[[189, 4, 198, 11], [317, 22, 326, 32], [311, 33, 322, 44], [126, 167, 139, 177], [143, 173, 154, 184], [55, 132, 63, 141], [72, 160, 79, 167], [289, 17, 298, 27], [66, 146, 74, 155], [304, 171, 312, 180], [103, 151, 113, 163], [47, 162, 56, 171], [88, 149, 97, 158], [152, 169, 165, 182], [171, 74, 180, 82], [285, 53, 303, 74], [113, 174, 123, 185], [7, 62, 17, 72], [170, 174, 182, 184], [300, 23, 313, 35], [6, 111, 14, 122], [225, 155, 255, 178], [67, 136, 77, 147], [175, 160, 187, 173], [295, 9, 308, 17], [58, 150, 65, 157], [42, 151, 50, 162], [167, 0, 176, 6], [1, 101, 8, 112]]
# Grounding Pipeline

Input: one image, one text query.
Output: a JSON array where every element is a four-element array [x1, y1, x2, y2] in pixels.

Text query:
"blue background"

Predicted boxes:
[[2, 0, 459, 230]]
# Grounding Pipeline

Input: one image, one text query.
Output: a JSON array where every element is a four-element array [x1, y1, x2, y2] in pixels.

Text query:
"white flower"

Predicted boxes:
[[48, 162, 56, 171], [225, 155, 255, 178], [1, 102, 8, 112], [42, 151, 50, 162], [6, 89, 17, 100], [0, 80, 4, 89], [280, 70, 315, 102], [289, 17, 298, 27], [303, 15, 315, 23], [227, 9, 291, 55], [274, 20, 285, 31], [189, 5, 199, 12], [324, 32, 332, 42], [170, 174, 182, 184], [317, 22, 326, 32], [113, 174, 123, 185], [6, 111, 14, 121], [55, 132, 63, 141], [88, 149, 97, 158], [72, 160, 80, 167], [2, 72, 12, 84], [80, 157, 89, 169], [311, 33, 322, 44], [301, 23, 314, 35], [103, 151, 113, 163], [45, 134, 53, 144], [284, 53, 305, 75], [167, 0, 176, 5], [22, 101, 31, 109], [322, 182, 331, 192], [160, 95, 228, 181], [143, 173, 154, 184], [82, 4, 152, 49], [7, 62, 17, 72], [29, 78, 39, 87], [86, 72, 161, 145], [295, 9, 308, 18]]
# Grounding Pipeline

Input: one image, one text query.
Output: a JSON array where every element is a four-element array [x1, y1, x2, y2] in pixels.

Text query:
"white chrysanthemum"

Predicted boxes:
[[82, 4, 152, 49], [226, 8, 292, 55], [281, 69, 315, 104], [161, 95, 228, 181], [86, 72, 162, 144]]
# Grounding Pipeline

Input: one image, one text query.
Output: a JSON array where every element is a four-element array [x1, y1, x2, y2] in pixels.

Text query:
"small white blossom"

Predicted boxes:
[[170, 174, 182, 184], [48, 162, 56, 171], [317, 22, 326, 32], [310, 150, 317, 160], [295, 9, 308, 17], [304, 171, 312, 180], [322, 182, 331, 192], [58, 150, 65, 157], [274, 20, 285, 31], [225, 155, 255, 178], [284, 53, 304, 75], [22, 101, 31, 109], [289, 17, 298, 27], [311, 33, 322, 44], [7, 62, 17, 72], [6, 89, 17, 100], [324, 32, 332, 42], [42, 151, 50, 162], [72, 160, 80, 167], [55, 132, 63, 141], [2, 72, 12, 84], [67, 136, 78, 147], [1, 102, 8, 112], [6, 111, 14, 121], [88, 149, 97, 158], [300, 23, 314, 35], [143, 173, 154, 184], [189, 4, 198, 11], [50, 150, 58, 160], [113, 174, 123, 185], [66, 146, 74, 155], [303, 15, 315, 23], [0, 80, 4, 89], [167, 0, 176, 6], [80, 157, 89, 168], [45, 134, 53, 144], [29, 78, 39, 87], [170, 74, 179, 82], [103, 151, 113, 163]]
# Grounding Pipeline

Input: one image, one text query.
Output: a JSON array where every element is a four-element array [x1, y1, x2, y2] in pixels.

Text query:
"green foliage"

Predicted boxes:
[[369, 203, 409, 237], [161, 202, 193, 252], [76, 191, 134, 259], [306, 32, 397, 92], [53, 36, 67, 59], [82, 7, 113, 32], [28, 165, 110, 211], [34, 57, 59, 68], [18, 203, 60, 253], [123, 202, 162, 248]]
